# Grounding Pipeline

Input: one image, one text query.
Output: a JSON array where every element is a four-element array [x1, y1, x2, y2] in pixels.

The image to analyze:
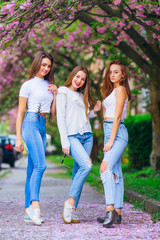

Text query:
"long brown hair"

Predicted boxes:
[[64, 65, 95, 115], [27, 52, 54, 83], [101, 59, 131, 100]]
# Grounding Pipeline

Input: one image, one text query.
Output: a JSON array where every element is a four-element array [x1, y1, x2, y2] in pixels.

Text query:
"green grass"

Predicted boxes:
[[123, 166, 160, 202], [0, 170, 12, 178]]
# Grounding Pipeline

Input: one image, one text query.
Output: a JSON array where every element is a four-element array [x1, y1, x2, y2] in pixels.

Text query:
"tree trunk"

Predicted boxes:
[[150, 74, 160, 170]]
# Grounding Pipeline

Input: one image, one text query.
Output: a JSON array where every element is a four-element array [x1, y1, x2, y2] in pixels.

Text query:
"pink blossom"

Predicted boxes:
[[130, 3, 137, 9], [37, 45, 41, 49], [119, 22, 125, 28], [2, 3, 15, 14], [139, 5, 144, 11], [81, 30, 91, 38], [97, 27, 106, 34], [114, 0, 121, 5], [20, 0, 31, 10], [0, 24, 3, 30], [153, 34, 157, 39], [69, 15, 74, 20], [64, 63, 69, 67], [145, 21, 154, 26], [8, 4, 15, 14], [56, 39, 64, 47], [96, 17, 104, 23], [68, 35, 74, 42], [65, 43, 72, 49]]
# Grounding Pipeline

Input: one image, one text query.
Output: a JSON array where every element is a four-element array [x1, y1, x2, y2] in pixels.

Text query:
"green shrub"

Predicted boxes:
[[124, 114, 152, 169]]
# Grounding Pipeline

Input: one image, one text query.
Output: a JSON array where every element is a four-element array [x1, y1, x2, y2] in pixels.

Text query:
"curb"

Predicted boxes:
[[125, 188, 160, 214]]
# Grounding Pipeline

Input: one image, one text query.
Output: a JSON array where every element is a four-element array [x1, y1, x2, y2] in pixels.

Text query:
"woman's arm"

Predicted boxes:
[[50, 97, 56, 117], [88, 100, 102, 119], [48, 84, 57, 117], [102, 102, 106, 119], [103, 87, 127, 152], [93, 100, 102, 114], [15, 96, 27, 152]]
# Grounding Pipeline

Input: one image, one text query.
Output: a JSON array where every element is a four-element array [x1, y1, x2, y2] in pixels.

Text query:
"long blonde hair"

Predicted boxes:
[[101, 59, 131, 100], [64, 65, 95, 115], [27, 51, 54, 83]]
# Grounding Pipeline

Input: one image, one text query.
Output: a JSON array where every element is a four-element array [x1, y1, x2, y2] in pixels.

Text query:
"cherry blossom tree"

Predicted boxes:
[[0, 0, 160, 170]]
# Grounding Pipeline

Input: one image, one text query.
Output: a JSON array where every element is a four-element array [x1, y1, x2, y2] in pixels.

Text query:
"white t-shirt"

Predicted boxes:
[[56, 86, 96, 148], [19, 76, 54, 113]]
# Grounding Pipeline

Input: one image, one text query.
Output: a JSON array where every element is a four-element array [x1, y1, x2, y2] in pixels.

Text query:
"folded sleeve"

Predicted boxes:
[[87, 109, 97, 119], [56, 91, 70, 148], [19, 82, 30, 98]]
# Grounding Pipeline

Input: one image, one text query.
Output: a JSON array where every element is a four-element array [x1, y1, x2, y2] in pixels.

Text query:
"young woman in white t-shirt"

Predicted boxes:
[[56, 65, 101, 224], [97, 59, 131, 228], [15, 52, 57, 226]]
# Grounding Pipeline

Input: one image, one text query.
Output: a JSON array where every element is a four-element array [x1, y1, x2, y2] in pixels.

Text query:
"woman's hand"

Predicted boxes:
[[93, 100, 101, 113], [103, 140, 113, 152], [62, 147, 70, 156], [48, 84, 58, 96], [15, 139, 24, 153]]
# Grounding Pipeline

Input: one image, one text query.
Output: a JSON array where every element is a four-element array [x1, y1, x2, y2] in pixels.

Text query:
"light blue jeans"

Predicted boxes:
[[68, 132, 93, 208], [22, 112, 47, 208], [101, 120, 128, 209]]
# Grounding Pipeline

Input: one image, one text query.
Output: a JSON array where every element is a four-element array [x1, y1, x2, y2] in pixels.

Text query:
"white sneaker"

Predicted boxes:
[[62, 200, 74, 224], [24, 215, 32, 223], [71, 211, 80, 223], [24, 215, 44, 223], [36, 210, 44, 223], [26, 206, 42, 226]]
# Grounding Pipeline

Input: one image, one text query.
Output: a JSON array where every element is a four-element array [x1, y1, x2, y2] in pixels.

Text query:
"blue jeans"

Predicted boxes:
[[22, 112, 47, 208], [101, 121, 128, 209], [68, 132, 93, 207]]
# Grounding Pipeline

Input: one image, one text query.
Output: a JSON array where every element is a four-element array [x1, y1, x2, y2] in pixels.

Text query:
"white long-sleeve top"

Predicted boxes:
[[56, 86, 96, 148]]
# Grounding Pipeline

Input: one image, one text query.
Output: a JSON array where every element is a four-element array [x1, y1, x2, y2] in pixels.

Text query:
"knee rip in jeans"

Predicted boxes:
[[85, 158, 92, 168], [100, 161, 119, 184]]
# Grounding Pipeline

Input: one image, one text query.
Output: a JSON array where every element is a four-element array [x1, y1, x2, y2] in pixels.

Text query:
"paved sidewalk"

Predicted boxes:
[[0, 157, 160, 240]]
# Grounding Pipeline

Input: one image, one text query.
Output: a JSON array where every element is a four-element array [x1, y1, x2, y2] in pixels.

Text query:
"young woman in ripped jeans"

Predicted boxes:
[[97, 60, 131, 228], [56, 65, 101, 224], [15, 52, 57, 226]]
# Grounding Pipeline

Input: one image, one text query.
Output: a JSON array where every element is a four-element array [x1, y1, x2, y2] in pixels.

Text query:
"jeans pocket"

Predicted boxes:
[[120, 125, 128, 143]]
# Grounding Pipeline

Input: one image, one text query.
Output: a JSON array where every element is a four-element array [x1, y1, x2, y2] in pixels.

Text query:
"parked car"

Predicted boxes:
[[0, 135, 15, 167], [0, 144, 3, 170]]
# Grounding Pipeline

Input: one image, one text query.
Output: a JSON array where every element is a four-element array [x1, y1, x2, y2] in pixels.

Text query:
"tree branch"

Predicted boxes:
[[88, 4, 160, 67], [117, 41, 152, 75], [79, 13, 152, 75], [125, 26, 160, 66], [121, 7, 160, 36]]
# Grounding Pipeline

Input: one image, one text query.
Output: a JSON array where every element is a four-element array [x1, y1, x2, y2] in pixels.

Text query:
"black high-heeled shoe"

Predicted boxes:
[[103, 210, 117, 228], [97, 211, 121, 225], [114, 214, 121, 224]]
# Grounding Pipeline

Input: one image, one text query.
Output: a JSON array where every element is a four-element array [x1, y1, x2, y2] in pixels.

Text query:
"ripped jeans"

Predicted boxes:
[[68, 132, 93, 208], [101, 121, 128, 209]]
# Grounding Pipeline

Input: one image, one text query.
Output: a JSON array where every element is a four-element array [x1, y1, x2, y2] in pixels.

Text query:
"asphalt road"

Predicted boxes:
[[0, 156, 159, 240]]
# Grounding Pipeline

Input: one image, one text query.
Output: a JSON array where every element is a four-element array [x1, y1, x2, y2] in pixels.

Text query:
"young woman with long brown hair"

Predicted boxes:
[[97, 59, 131, 228], [15, 52, 57, 226], [56, 65, 101, 224]]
